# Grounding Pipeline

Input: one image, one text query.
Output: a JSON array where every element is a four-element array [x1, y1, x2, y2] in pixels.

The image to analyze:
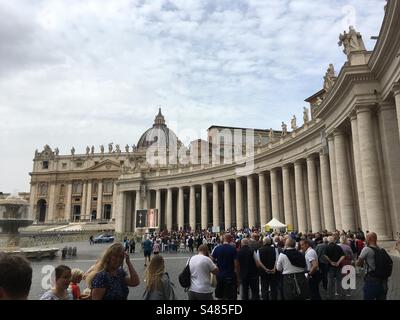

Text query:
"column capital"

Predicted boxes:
[[282, 164, 291, 170], [332, 128, 347, 137], [294, 159, 305, 166], [306, 154, 318, 162], [392, 82, 400, 96], [355, 103, 377, 115], [378, 101, 396, 112]]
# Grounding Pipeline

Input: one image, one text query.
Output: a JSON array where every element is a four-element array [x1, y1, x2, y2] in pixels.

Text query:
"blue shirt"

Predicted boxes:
[[143, 239, 153, 252], [91, 268, 129, 300], [212, 244, 237, 279]]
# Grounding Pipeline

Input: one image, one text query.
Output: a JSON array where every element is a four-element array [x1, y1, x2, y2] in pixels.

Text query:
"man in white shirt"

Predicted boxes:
[[300, 239, 321, 300], [188, 244, 219, 300], [276, 237, 308, 300]]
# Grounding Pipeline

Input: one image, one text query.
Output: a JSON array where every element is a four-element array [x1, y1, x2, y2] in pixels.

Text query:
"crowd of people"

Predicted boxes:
[[0, 229, 398, 301]]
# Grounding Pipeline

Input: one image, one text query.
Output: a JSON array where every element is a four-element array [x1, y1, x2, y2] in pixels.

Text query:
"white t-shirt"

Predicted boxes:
[[276, 251, 305, 275], [189, 254, 218, 294], [305, 247, 319, 272]]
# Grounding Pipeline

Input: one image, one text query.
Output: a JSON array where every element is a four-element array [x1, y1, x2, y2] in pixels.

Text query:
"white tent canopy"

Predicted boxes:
[[265, 218, 287, 229]]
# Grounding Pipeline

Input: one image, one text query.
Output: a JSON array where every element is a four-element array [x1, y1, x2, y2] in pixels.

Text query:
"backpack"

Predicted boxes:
[[367, 246, 393, 279], [178, 257, 192, 290]]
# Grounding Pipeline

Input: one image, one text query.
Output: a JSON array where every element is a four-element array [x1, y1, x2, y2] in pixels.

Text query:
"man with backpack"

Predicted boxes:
[[356, 232, 393, 300]]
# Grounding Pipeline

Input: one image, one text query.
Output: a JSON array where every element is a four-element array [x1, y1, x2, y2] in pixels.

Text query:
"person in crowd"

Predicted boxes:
[[315, 237, 329, 291], [86, 243, 140, 300], [143, 255, 176, 300], [256, 237, 278, 300], [212, 234, 240, 300], [188, 236, 194, 254], [324, 236, 345, 299], [275, 239, 285, 300], [188, 244, 219, 300], [276, 237, 308, 300], [0, 253, 32, 300], [300, 239, 321, 300], [40, 265, 73, 300], [129, 238, 136, 254], [357, 232, 393, 300], [89, 235, 94, 245], [143, 237, 153, 267], [69, 268, 91, 300], [237, 238, 260, 300], [153, 239, 160, 255]]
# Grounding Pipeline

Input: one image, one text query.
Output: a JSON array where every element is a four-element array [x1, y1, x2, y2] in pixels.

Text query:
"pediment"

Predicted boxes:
[[89, 160, 121, 171]]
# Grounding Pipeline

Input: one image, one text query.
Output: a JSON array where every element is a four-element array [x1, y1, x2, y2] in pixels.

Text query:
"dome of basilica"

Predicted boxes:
[[137, 109, 183, 151]]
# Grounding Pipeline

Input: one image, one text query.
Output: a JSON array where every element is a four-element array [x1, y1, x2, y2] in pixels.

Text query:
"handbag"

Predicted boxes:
[[178, 257, 192, 290]]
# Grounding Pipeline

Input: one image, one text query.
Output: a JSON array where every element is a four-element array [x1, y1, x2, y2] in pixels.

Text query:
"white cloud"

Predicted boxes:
[[0, 0, 386, 191]]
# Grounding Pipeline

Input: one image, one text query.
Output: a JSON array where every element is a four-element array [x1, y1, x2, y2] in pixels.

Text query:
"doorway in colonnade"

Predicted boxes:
[[103, 204, 112, 220], [37, 199, 47, 223], [72, 205, 81, 221]]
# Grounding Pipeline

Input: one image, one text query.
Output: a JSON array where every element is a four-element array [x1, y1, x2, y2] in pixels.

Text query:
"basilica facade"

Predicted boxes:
[[29, 1, 400, 240]]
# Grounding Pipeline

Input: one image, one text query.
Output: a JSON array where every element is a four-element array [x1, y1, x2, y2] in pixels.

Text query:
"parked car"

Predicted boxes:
[[93, 234, 115, 243]]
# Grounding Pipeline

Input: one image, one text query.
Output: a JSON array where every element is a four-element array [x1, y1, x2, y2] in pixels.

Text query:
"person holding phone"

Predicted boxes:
[[86, 243, 140, 300]]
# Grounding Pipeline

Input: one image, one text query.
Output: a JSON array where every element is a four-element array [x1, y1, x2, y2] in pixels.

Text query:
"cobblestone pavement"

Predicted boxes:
[[27, 240, 399, 300]]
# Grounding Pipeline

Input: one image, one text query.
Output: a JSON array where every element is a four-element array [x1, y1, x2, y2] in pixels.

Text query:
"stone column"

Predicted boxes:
[[307, 156, 322, 232], [125, 192, 132, 232], [47, 182, 56, 222], [378, 102, 400, 238], [112, 181, 118, 220], [392, 83, 400, 140], [236, 178, 244, 230], [115, 191, 126, 233], [282, 165, 294, 228], [350, 115, 368, 231], [189, 186, 196, 231], [201, 184, 208, 230], [166, 188, 173, 231], [80, 181, 87, 222], [224, 181, 232, 230], [270, 169, 280, 220], [156, 189, 161, 228], [85, 181, 92, 219], [294, 161, 307, 233], [29, 183, 37, 220], [178, 187, 184, 230], [258, 173, 268, 227], [213, 182, 220, 228], [247, 175, 255, 228], [146, 190, 151, 209], [319, 152, 335, 231], [334, 130, 356, 232], [357, 106, 389, 239], [327, 136, 342, 230], [65, 182, 72, 221], [96, 181, 103, 220], [134, 190, 141, 230]]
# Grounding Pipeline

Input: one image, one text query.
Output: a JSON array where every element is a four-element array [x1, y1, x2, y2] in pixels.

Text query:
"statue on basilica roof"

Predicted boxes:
[[291, 116, 297, 131], [323, 64, 337, 92], [91, 146, 94, 154], [71, 147, 75, 156], [86, 146, 90, 155], [338, 26, 366, 56], [281, 122, 288, 136], [100, 145, 104, 154], [303, 107, 310, 124], [54, 148, 59, 156], [116, 144, 121, 153], [108, 143, 113, 153], [125, 144, 130, 153]]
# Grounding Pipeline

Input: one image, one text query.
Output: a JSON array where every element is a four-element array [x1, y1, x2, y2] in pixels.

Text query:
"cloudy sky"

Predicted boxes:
[[0, 0, 386, 192]]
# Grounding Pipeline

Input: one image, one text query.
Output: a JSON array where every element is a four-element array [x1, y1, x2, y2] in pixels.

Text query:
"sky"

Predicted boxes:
[[0, 0, 386, 193]]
